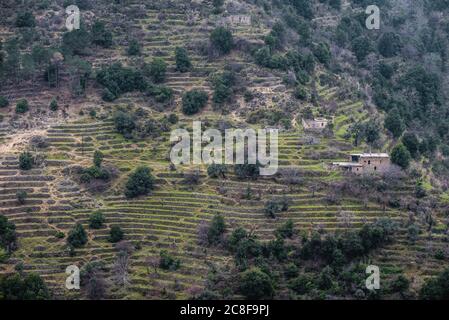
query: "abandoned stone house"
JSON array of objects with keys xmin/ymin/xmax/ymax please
[
  {"xmin": 224, "ymin": 15, "xmax": 251, "ymax": 26},
  {"xmin": 331, "ymin": 153, "xmax": 391, "ymax": 174},
  {"xmin": 302, "ymin": 117, "xmax": 329, "ymax": 131}
]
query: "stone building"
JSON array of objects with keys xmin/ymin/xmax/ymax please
[
  {"xmin": 331, "ymin": 153, "xmax": 390, "ymax": 174},
  {"xmin": 302, "ymin": 117, "xmax": 329, "ymax": 131}
]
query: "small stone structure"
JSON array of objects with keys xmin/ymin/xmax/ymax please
[
  {"xmin": 331, "ymin": 153, "xmax": 391, "ymax": 174},
  {"xmin": 302, "ymin": 117, "xmax": 329, "ymax": 131},
  {"xmin": 223, "ymin": 15, "xmax": 251, "ymax": 26}
]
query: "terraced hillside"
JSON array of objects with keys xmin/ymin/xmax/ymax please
[{"xmin": 1, "ymin": 0, "xmax": 449, "ymax": 300}]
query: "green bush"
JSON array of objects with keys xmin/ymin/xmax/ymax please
[
  {"xmin": 313, "ymin": 42, "xmax": 331, "ymax": 65},
  {"xmin": 384, "ymin": 108, "xmax": 405, "ymax": 138},
  {"xmin": 15, "ymin": 11, "xmax": 36, "ymax": 28},
  {"xmin": 210, "ymin": 27, "xmax": 234, "ymax": 54},
  {"xmin": 108, "ymin": 225, "xmax": 124, "ymax": 243},
  {"xmin": 16, "ymin": 190, "xmax": 27, "ymax": 205},
  {"xmin": 125, "ymin": 166, "xmax": 155, "ymax": 198},
  {"xmin": 0, "ymin": 273, "xmax": 50, "ymax": 300},
  {"xmin": 147, "ymin": 84, "xmax": 173, "ymax": 103},
  {"xmin": 19, "ymin": 152, "xmax": 33, "ymax": 170},
  {"xmin": 207, "ymin": 214, "xmax": 226, "ymax": 245},
  {"xmin": 294, "ymin": 85, "xmax": 308, "ymax": 100},
  {"xmin": 212, "ymin": 70, "xmax": 235, "ymax": 104},
  {"xmin": 207, "ymin": 164, "xmax": 227, "ymax": 178},
  {"xmin": 147, "ymin": 58, "xmax": 167, "ymax": 83},
  {"xmin": 67, "ymin": 223, "xmax": 88, "ymax": 248},
  {"xmin": 62, "ymin": 28, "xmax": 91, "ymax": 56},
  {"xmin": 239, "ymin": 268, "xmax": 274, "ymax": 299},
  {"xmin": 113, "ymin": 111, "xmax": 136, "ymax": 138},
  {"xmin": 16, "ymin": 99, "xmax": 29, "ymax": 113},
  {"xmin": 91, "ymin": 20, "xmax": 113, "ymax": 48},
  {"xmin": 89, "ymin": 211, "xmax": 105, "ymax": 229},
  {"xmin": 127, "ymin": 39, "xmax": 141, "ymax": 56},
  {"xmin": 0, "ymin": 215, "xmax": 17, "ymax": 252},
  {"xmin": 0, "ymin": 96, "xmax": 9, "ymax": 108},
  {"xmin": 175, "ymin": 47, "xmax": 192, "ymax": 72},
  {"xmin": 390, "ymin": 275, "xmax": 410, "ymax": 294},
  {"xmin": 159, "ymin": 250, "xmax": 180, "ymax": 271},
  {"xmin": 234, "ymin": 163, "xmax": 260, "ymax": 179},
  {"xmin": 182, "ymin": 89, "xmax": 208, "ymax": 115},
  {"xmin": 49, "ymin": 98, "xmax": 58, "ymax": 111},
  {"xmin": 289, "ymin": 274, "xmax": 315, "ymax": 295},
  {"xmin": 391, "ymin": 144, "xmax": 411, "ymax": 169},
  {"xmin": 420, "ymin": 268, "xmax": 449, "ymax": 299},
  {"xmin": 264, "ymin": 197, "xmax": 290, "ymax": 218},
  {"xmin": 96, "ymin": 63, "xmax": 146, "ymax": 100},
  {"xmin": 378, "ymin": 32, "xmax": 401, "ymax": 58},
  {"xmin": 93, "ymin": 150, "xmax": 104, "ymax": 168}
]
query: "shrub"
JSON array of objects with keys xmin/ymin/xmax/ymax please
[
  {"xmin": 239, "ymin": 268, "xmax": 274, "ymax": 299},
  {"xmin": 0, "ymin": 96, "xmax": 9, "ymax": 108},
  {"xmin": 276, "ymin": 220, "xmax": 295, "ymax": 239},
  {"xmin": 212, "ymin": 70, "xmax": 235, "ymax": 104},
  {"xmin": 91, "ymin": 21, "xmax": 113, "ymax": 48},
  {"xmin": 391, "ymin": 144, "xmax": 411, "ymax": 169},
  {"xmin": 89, "ymin": 211, "xmax": 105, "ymax": 229},
  {"xmin": 289, "ymin": 274, "xmax": 315, "ymax": 295},
  {"xmin": 402, "ymin": 132, "xmax": 419, "ymax": 158},
  {"xmin": 108, "ymin": 226, "xmax": 124, "ymax": 243},
  {"xmin": 16, "ymin": 99, "xmax": 29, "ymax": 113},
  {"xmin": 351, "ymin": 36, "xmax": 372, "ymax": 61},
  {"xmin": 127, "ymin": 39, "xmax": 141, "ymax": 56},
  {"xmin": 313, "ymin": 42, "xmax": 331, "ymax": 65},
  {"xmin": 175, "ymin": 47, "xmax": 192, "ymax": 72},
  {"xmin": 264, "ymin": 197, "xmax": 290, "ymax": 218},
  {"xmin": 49, "ymin": 98, "xmax": 58, "ymax": 111},
  {"xmin": 254, "ymin": 46, "xmax": 272, "ymax": 67},
  {"xmin": 96, "ymin": 63, "xmax": 146, "ymax": 100},
  {"xmin": 384, "ymin": 108, "xmax": 405, "ymax": 138},
  {"xmin": 294, "ymin": 85, "xmax": 308, "ymax": 100},
  {"xmin": 113, "ymin": 111, "xmax": 136, "ymax": 138},
  {"xmin": 0, "ymin": 248, "xmax": 7, "ymax": 263},
  {"xmin": 378, "ymin": 32, "xmax": 401, "ymax": 57},
  {"xmin": 62, "ymin": 28, "xmax": 91, "ymax": 56},
  {"xmin": 19, "ymin": 152, "xmax": 33, "ymax": 170},
  {"xmin": 210, "ymin": 27, "xmax": 234, "ymax": 54},
  {"xmin": 67, "ymin": 223, "xmax": 88, "ymax": 248},
  {"xmin": 182, "ymin": 89, "xmax": 208, "ymax": 115},
  {"xmin": 159, "ymin": 250, "xmax": 180, "ymax": 271},
  {"xmin": 93, "ymin": 150, "xmax": 104, "ymax": 168},
  {"xmin": 16, "ymin": 190, "xmax": 27, "ymax": 205},
  {"xmin": 102, "ymin": 89, "xmax": 116, "ymax": 102},
  {"xmin": 212, "ymin": 0, "xmax": 224, "ymax": 13},
  {"xmin": 390, "ymin": 275, "xmax": 410, "ymax": 294},
  {"xmin": 148, "ymin": 58, "xmax": 167, "ymax": 83},
  {"xmin": 0, "ymin": 215, "xmax": 17, "ymax": 252},
  {"xmin": 0, "ymin": 273, "xmax": 50, "ymax": 300},
  {"xmin": 55, "ymin": 231, "xmax": 65, "ymax": 239},
  {"xmin": 207, "ymin": 164, "xmax": 227, "ymax": 178},
  {"xmin": 15, "ymin": 12, "xmax": 36, "ymax": 28},
  {"xmin": 234, "ymin": 163, "xmax": 260, "ymax": 179},
  {"xmin": 420, "ymin": 268, "xmax": 449, "ymax": 299},
  {"xmin": 147, "ymin": 84, "xmax": 173, "ymax": 103},
  {"xmin": 125, "ymin": 166, "xmax": 155, "ymax": 198},
  {"xmin": 207, "ymin": 214, "xmax": 226, "ymax": 245}
]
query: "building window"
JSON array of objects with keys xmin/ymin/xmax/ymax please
[
  {"xmin": 374, "ymin": 166, "xmax": 377, "ymax": 171},
  {"xmin": 368, "ymin": 160, "xmax": 371, "ymax": 165}
]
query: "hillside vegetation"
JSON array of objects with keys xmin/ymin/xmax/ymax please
[{"xmin": 0, "ymin": 0, "xmax": 448, "ymax": 300}]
